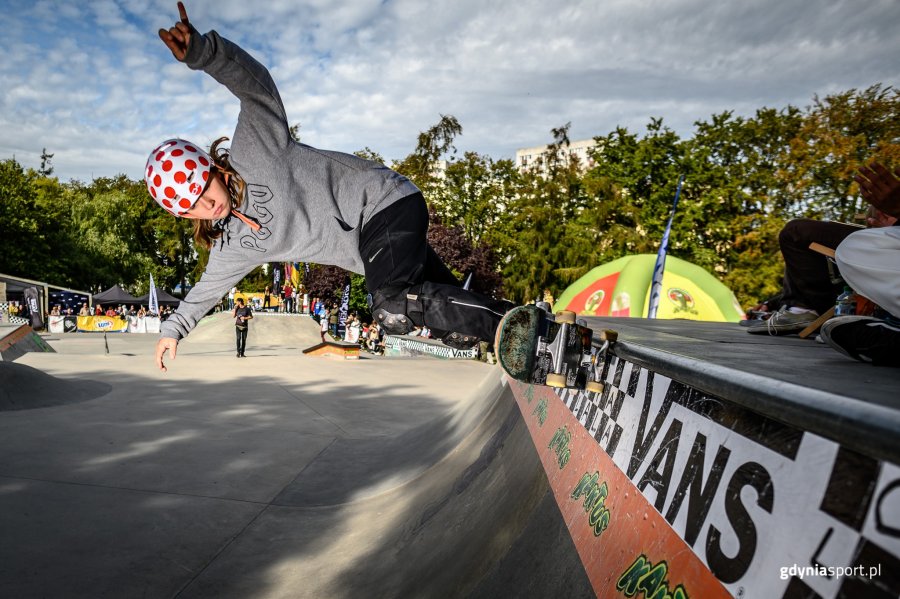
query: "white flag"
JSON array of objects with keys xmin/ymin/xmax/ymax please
[{"xmin": 149, "ymin": 274, "xmax": 159, "ymax": 315}]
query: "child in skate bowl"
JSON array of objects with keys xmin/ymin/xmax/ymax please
[{"xmin": 151, "ymin": 3, "xmax": 512, "ymax": 371}]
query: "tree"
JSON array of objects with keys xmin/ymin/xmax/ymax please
[
  {"xmin": 782, "ymin": 84, "xmax": 900, "ymax": 221},
  {"xmin": 427, "ymin": 208, "xmax": 504, "ymax": 298},
  {"xmin": 0, "ymin": 159, "xmax": 55, "ymax": 280},
  {"xmin": 39, "ymin": 148, "xmax": 54, "ymax": 177},
  {"xmin": 392, "ymin": 114, "xmax": 462, "ymax": 195}
]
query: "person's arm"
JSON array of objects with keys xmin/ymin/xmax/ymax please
[
  {"xmin": 156, "ymin": 253, "xmax": 254, "ymax": 371},
  {"xmin": 856, "ymin": 162, "xmax": 900, "ymax": 219},
  {"xmin": 159, "ymin": 2, "xmax": 290, "ymax": 155}
]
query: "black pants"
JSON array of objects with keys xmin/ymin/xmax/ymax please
[
  {"xmin": 235, "ymin": 326, "xmax": 248, "ymax": 355},
  {"xmin": 779, "ymin": 219, "xmax": 863, "ymax": 315},
  {"xmin": 359, "ymin": 193, "xmax": 513, "ymax": 341}
]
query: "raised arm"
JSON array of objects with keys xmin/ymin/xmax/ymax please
[
  {"xmin": 158, "ymin": 2, "xmax": 192, "ymax": 61},
  {"xmin": 157, "ymin": 3, "xmax": 291, "ymax": 153}
]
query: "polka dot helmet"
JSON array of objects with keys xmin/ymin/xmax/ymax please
[{"xmin": 144, "ymin": 139, "xmax": 213, "ymax": 216}]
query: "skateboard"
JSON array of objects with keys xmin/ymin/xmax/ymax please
[{"xmin": 495, "ymin": 304, "xmax": 617, "ymax": 392}]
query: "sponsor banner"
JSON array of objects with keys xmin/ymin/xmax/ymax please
[
  {"xmin": 126, "ymin": 316, "xmax": 161, "ymax": 334},
  {"xmin": 383, "ymin": 335, "xmax": 477, "ymax": 360},
  {"xmin": 76, "ymin": 316, "xmax": 129, "ymax": 333},
  {"xmin": 24, "ymin": 286, "xmax": 43, "ymax": 330},
  {"xmin": 509, "ymin": 378, "xmax": 729, "ymax": 598},
  {"xmin": 63, "ymin": 316, "xmax": 78, "ymax": 333},
  {"xmin": 48, "ymin": 315, "xmax": 65, "ymax": 334},
  {"xmin": 48, "ymin": 316, "xmax": 81, "ymax": 333},
  {"xmin": 509, "ymin": 354, "xmax": 900, "ymax": 598}
]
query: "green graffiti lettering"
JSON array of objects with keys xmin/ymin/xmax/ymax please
[
  {"xmin": 559, "ymin": 447, "xmax": 570, "ymax": 469},
  {"xmin": 583, "ymin": 480, "xmax": 608, "ymax": 512},
  {"xmin": 671, "ymin": 584, "xmax": 689, "ymax": 599},
  {"xmin": 571, "ymin": 472, "xmax": 599, "ymax": 500},
  {"xmin": 532, "ymin": 398, "xmax": 548, "ymax": 425},
  {"xmin": 618, "ymin": 555, "xmax": 689, "ymax": 599},
  {"xmin": 548, "ymin": 427, "xmax": 572, "ymax": 470},
  {"xmin": 637, "ymin": 561, "xmax": 669, "ymax": 598},
  {"xmin": 549, "ymin": 426, "xmax": 567, "ymax": 449},
  {"xmin": 589, "ymin": 506, "xmax": 610, "ymax": 536},
  {"xmin": 525, "ymin": 386, "xmax": 535, "ymax": 403},
  {"xmin": 617, "ymin": 555, "xmax": 652, "ymax": 596}
]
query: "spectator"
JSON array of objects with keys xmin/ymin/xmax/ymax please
[
  {"xmin": 263, "ymin": 286, "xmax": 272, "ymax": 310},
  {"xmin": 138, "ymin": 306, "xmax": 147, "ymax": 318},
  {"xmin": 320, "ymin": 309, "xmax": 329, "ymax": 342},
  {"xmin": 345, "ymin": 314, "xmax": 361, "ymax": 344},
  {"xmin": 105, "ymin": 306, "xmax": 117, "ymax": 317},
  {"xmin": 821, "ymin": 162, "xmax": 900, "ymax": 366},
  {"xmin": 78, "ymin": 303, "xmax": 90, "ymax": 316},
  {"xmin": 329, "ymin": 309, "xmax": 339, "ymax": 337},
  {"xmin": 228, "ymin": 286, "xmax": 237, "ymax": 311},
  {"xmin": 95, "ymin": 305, "xmax": 103, "ymax": 316},
  {"xmin": 283, "ymin": 283, "xmax": 294, "ymax": 313},
  {"xmin": 233, "ymin": 297, "xmax": 253, "ymax": 357},
  {"xmin": 747, "ymin": 208, "xmax": 896, "ymax": 335},
  {"xmin": 50, "ymin": 305, "xmax": 61, "ymax": 316}
]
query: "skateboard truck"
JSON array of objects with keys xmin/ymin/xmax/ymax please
[
  {"xmin": 544, "ymin": 310, "xmax": 579, "ymax": 388},
  {"xmin": 496, "ymin": 304, "xmax": 618, "ymax": 393},
  {"xmin": 542, "ymin": 309, "xmax": 617, "ymax": 392}
]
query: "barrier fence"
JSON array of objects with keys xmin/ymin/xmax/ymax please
[{"xmin": 45, "ymin": 315, "xmax": 162, "ymax": 334}]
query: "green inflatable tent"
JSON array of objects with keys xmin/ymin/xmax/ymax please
[{"xmin": 554, "ymin": 254, "xmax": 744, "ymax": 322}]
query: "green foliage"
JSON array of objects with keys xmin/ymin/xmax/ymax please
[{"xmin": 2, "ymin": 85, "xmax": 897, "ymax": 313}]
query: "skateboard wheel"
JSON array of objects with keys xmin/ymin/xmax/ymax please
[
  {"xmin": 585, "ymin": 381, "xmax": 604, "ymax": 394},
  {"xmin": 600, "ymin": 329, "xmax": 618, "ymax": 342},
  {"xmin": 546, "ymin": 373, "xmax": 568, "ymax": 388},
  {"xmin": 555, "ymin": 310, "xmax": 576, "ymax": 324}
]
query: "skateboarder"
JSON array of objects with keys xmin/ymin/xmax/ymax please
[{"xmin": 151, "ymin": 3, "xmax": 513, "ymax": 372}]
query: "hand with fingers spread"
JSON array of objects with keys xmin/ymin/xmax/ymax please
[
  {"xmin": 856, "ymin": 162, "xmax": 900, "ymax": 219},
  {"xmin": 158, "ymin": 1, "xmax": 192, "ymax": 61}
]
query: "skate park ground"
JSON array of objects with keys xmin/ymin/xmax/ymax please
[
  {"xmin": 3, "ymin": 312, "xmax": 899, "ymax": 598},
  {"xmin": 0, "ymin": 313, "xmax": 592, "ymax": 598}
]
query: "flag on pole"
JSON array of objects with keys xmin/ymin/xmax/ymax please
[
  {"xmin": 148, "ymin": 273, "xmax": 160, "ymax": 315},
  {"xmin": 338, "ymin": 279, "xmax": 351, "ymax": 339},
  {"xmin": 273, "ymin": 262, "xmax": 281, "ymax": 289},
  {"xmin": 647, "ymin": 175, "xmax": 685, "ymax": 319}
]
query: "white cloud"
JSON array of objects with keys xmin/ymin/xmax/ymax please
[{"xmin": 0, "ymin": 0, "xmax": 897, "ymax": 181}]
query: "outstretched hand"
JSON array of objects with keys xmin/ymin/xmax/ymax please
[
  {"xmin": 156, "ymin": 337, "xmax": 178, "ymax": 372},
  {"xmin": 856, "ymin": 162, "xmax": 900, "ymax": 219},
  {"xmin": 158, "ymin": 1, "xmax": 192, "ymax": 61}
]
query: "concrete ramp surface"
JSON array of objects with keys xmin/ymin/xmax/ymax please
[{"xmin": 0, "ymin": 321, "xmax": 592, "ymax": 598}]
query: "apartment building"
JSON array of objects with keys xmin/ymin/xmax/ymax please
[{"xmin": 515, "ymin": 138, "xmax": 596, "ymax": 172}]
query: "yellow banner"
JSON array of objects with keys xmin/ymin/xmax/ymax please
[{"xmin": 76, "ymin": 316, "xmax": 129, "ymax": 332}]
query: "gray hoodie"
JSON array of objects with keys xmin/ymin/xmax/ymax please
[{"xmin": 160, "ymin": 29, "xmax": 419, "ymax": 341}]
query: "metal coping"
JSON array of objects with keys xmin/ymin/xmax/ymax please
[{"xmin": 612, "ymin": 340, "xmax": 900, "ymax": 466}]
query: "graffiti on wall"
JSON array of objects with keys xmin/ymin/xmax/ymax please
[{"xmin": 535, "ymin": 354, "xmax": 900, "ymax": 599}]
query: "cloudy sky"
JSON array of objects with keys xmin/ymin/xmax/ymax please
[{"xmin": 2, "ymin": 0, "xmax": 898, "ymax": 182}]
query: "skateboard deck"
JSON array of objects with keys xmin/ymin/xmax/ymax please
[{"xmin": 495, "ymin": 305, "xmax": 616, "ymax": 391}]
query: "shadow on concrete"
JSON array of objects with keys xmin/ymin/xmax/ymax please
[{"xmin": 0, "ymin": 362, "xmax": 593, "ymax": 598}]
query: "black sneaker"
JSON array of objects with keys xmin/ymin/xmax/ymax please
[
  {"xmin": 820, "ymin": 316, "xmax": 900, "ymax": 367},
  {"xmin": 441, "ymin": 331, "xmax": 479, "ymax": 350}
]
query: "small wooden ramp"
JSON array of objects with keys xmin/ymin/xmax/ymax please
[
  {"xmin": 302, "ymin": 340, "xmax": 359, "ymax": 359},
  {"xmin": 0, "ymin": 324, "xmax": 55, "ymax": 362}
]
